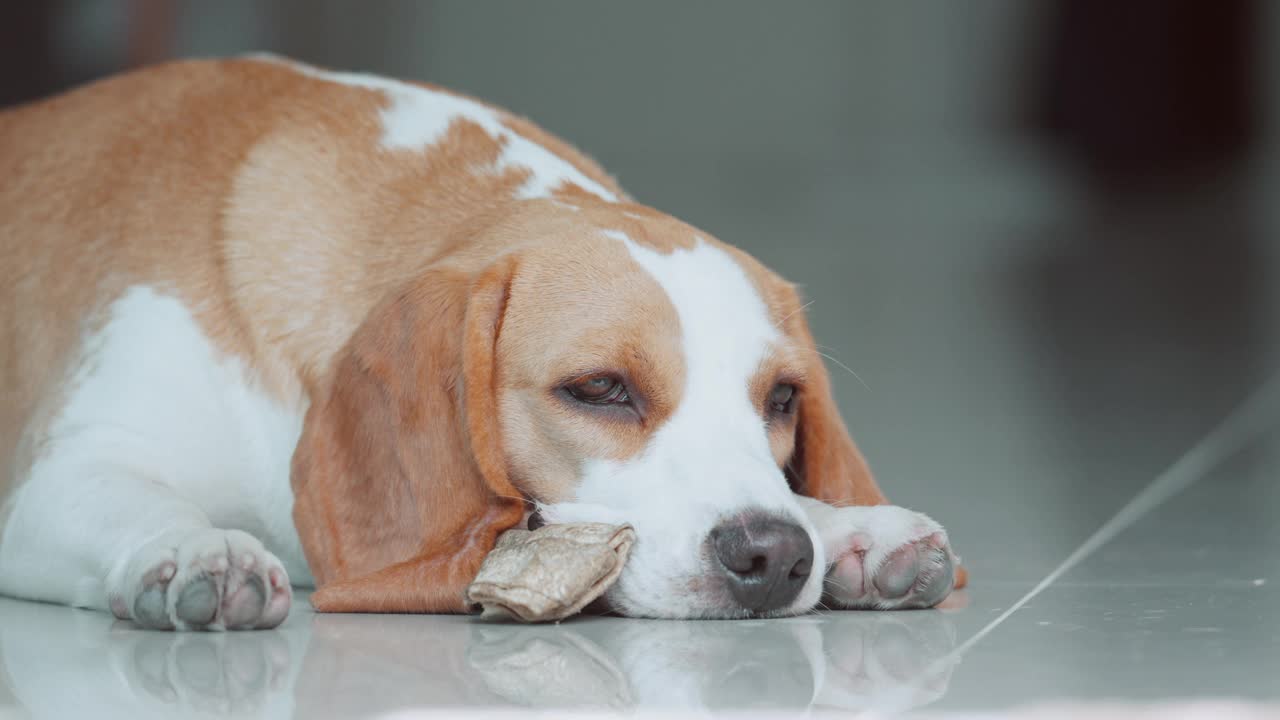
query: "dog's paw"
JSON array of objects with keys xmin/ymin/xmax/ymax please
[
  {"xmin": 819, "ymin": 506, "xmax": 955, "ymax": 610},
  {"xmin": 109, "ymin": 529, "xmax": 292, "ymax": 630}
]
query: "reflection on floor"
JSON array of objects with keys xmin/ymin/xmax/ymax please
[{"xmin": 0, "ymin": 594, "xmax": 963, "ymax": 717}]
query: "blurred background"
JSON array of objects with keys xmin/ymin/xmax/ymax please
[{"xmin": 1, "ymin": 1, "xmax": 1277, "ymax": 703}]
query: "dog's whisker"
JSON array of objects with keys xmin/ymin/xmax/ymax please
[
  {"xmin": 822, "ymin": 576, "xmax": 854, "ymax": 593},
  {"xmin": 492, "ymin": 493, "xmax": 535, "ymax": 507},
  {"xmin": 811, "ymin": 350, "xmax": 871, "ymax": 391},
  {"xmin": 775, "ymin": 340, "xmax": 872, "ymax": 391},
  {"xmin": 774, "ymin": 299, "xmax": 815, "ymax": 328}
]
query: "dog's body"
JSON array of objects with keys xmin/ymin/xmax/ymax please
[{"xmin": 0, "ymin": 57, "xmax": 960, "ymax": 629}]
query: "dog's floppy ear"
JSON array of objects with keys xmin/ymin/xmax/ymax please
[
  {"xmin": 290, "ymin": 256, "xmax": 525, "ymax": 613},
  {"xmin": 784, "ymin": 316, "xmax": 889, "ymax": 508}
]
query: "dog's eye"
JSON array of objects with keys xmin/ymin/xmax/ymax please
[
  {"xmin": 566, "ymin": 375, "xmax": 630, "ymax": 405},
  {"xmin": 769, "ymin": 383, "xmax": 797, "ymax": 415}
]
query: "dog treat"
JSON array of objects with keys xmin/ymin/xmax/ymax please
[{"xmin": 465, "ymin": 523, "xmax": 635, "ymax": 622}]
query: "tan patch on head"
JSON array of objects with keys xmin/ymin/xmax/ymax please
[
  {"xmin": 492, "ymin": 232, "xmax": 686, "ymax": 503},
  {"xmin": 748, "ymin": 349, "xmax": 808, "ymax": 466}
]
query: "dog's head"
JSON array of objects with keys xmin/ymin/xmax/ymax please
[{"xmin": 292, "ymin": 201, "xmax": 886, "ymax": 618}]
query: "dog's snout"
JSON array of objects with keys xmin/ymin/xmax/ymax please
[{"xmin": 710, "ymin": 516, "xmax": 814, "ymax": 614}]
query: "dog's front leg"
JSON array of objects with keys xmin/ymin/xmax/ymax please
[{"xmin": 0, "ymin": 442, "xmax": 291, "ymax": 631}]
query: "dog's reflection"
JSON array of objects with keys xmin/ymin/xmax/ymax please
[
  {"xmin": 292, "ymin": 605, "xmax": 960, "ymax": 714},
  {"xmin": 0, "ymin": 595, "xmax": 959, "ymax": 716},
  {"xmin": 463, "ymin": 611, "xmax": 958, "ymax": 711},
  {"xmin": 117, "ymin": 626, "xmax": 294, "ymax": 714}
]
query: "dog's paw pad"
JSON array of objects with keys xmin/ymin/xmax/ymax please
[
  {"xmin": 874, "ymin": 543, "xmax": 922, "ymax": 599},
  {"xmin": 222, "ymin": 572, "xmax": 266, "ymax": 629},
  {"xmin": 175, "ymin": 574, "xmax": 220, "ymax": 626},
  {"xmin": 130, "ymin": 562, "xmax": 178, "ymax": 629},
  {"xmin": 113, "ymin": 529, "xmax": 291, "ymax": 631}
]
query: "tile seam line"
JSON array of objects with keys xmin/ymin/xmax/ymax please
[{"xmin": 875, "ymin": 370, "xmax": 1280, "ymax": 715}]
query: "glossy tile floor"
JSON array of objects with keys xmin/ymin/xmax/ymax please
[{"xmin": 2, "ymin": 158, "xmax": 1278, "ymax": 718}]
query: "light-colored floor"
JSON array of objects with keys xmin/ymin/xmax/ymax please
[
  {"xmin": 0, "ymin": 441, "xmax": 1276, "ymax": 718},
  {"xmin": 2, "ymin": 155, "xmax": 1278, "ymax": 718}
]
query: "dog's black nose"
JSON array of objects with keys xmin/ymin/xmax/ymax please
[{"xmin": 710, "ymin": 516, "xmax": 814, "ymax": 614}]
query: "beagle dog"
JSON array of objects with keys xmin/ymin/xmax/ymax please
[{"xmin": 0, "ymin": 56, "xmax": 964, "ymax": 630}]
